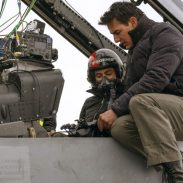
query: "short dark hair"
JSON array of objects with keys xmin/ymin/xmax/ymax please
[{"xmin": 99, "ymin": 2, "xmax": 144, "ymax": 25}]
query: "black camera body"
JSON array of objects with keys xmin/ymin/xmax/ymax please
[
  {"xmin": 0, "ymin": 69, "xmax": 64, "ymax": 123},
  {"xmin": 12, "ymin": 31, "xmax": 54, "ymax": 62},
  {"xmin": 0, "ymin": 20, "xmax": 64, "ymax": 137}
]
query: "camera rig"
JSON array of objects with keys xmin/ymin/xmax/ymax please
[{"xmin": 0, "ymin": 20, "xmax": 64, "ymax": 137}]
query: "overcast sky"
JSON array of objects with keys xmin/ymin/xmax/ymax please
[{"xmin": 1, "ymin": 0, "xmax": 162, "ymax": 130}]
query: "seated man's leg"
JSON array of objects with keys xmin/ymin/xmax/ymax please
[
  {"xmin": 111, "ymin": 114, "xmax": 146, "ymax": 159},
  {"xmin": 129, "ymin": 93, "xmax": 183, "ymax": 181},
  {"xmin": 129, "ymin": 93, "xmax": 183, "ymax": 166}
]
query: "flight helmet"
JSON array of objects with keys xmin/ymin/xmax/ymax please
[{"xmin": 87, "ymin": 48, "xmax": 124, "ymax": 87}]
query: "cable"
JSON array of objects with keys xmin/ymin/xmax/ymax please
[
  {"xmin": 0, "ymin": 14, "xmax": 20, "ymax": 33},
  {"xmin": 7, "ymin": 0, "xmax": 37, "ymax": 38},
  {"xmin": 64, "ymin": 0, "xmax": 83, "ymax": 18},
  {"xmin": 17, "ymin": 0, "xmax": 24, "ymax": 32},
  {"xmin": 0, "ymin": 0, "xmax": 7, "ymax": 19},
  {"xmin": 0, "ymin": 13, "xmax": 19, "ymax": 29}
]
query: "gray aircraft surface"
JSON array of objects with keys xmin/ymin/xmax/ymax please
[{"xmin": 0, "ymin": 0, "xmax": 182, "ymax": 182}]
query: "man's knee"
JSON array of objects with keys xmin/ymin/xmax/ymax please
[
  {"xmin": 129, "ymin": 94, "xmax": 155, "ymax": 111},
  {"xmin": 111, "ymin": 115, "xmax": 144, "ymax": 156},
  {"xmin": 111, "ymin": 118, "xmax": 126, "ymax": 138},
  {"xmin": 111, "ymin": 115, "xmax": 135, "ymax": 143}
]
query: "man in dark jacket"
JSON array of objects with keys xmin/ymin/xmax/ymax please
[
  {"xmin": 98, "ymin": 2, "xmax": 183, "ymax": 182},
  {"xmin": 79, "ymin": 48, "xmax": 124, "ymax": 136}
]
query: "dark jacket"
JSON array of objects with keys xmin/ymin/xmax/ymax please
[
  {"xmin": 79, "ymin": 81, "xmax": 123, "ymax": 122},
  {"xmin": 111, "ymin": 15, "xmax": 183, "ymax": 116}
]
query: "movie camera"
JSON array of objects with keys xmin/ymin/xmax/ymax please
[{"xmin": 0, "ymin": 20, "xmax": 64, "ymax": 137}]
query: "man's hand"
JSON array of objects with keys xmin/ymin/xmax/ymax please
[{"xmin": 97, "ymin": 109, "xmax": 117, "ymax": 131}]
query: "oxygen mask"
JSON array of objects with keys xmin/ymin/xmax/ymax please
[{"xmin": 97, "ymin": 76, "xmax": 116, "ymax": 92}]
